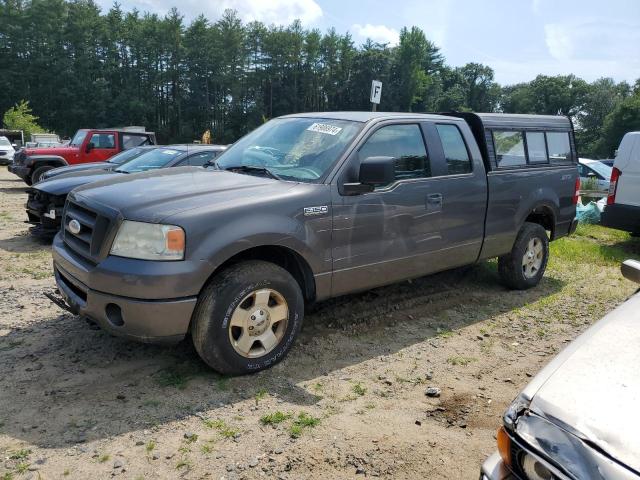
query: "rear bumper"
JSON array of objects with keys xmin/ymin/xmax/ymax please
[
  {"xmin": 601, "ymin": 203, "xmax": 640, "ymax": 233},
  {"xmin": 480, "ymin": 452, "xmax": 518, "ymax": 480}
]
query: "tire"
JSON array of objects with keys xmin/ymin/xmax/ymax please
[
  {"xmin": 498, "ymin": 222, "xmax": 549, "ymax": 290},
  {"xmin": 31, "ymin": 165, "xmax": 54, "ymax": 184},
  {"xmin": 191, "ymin": 260, "xmax": 304, "ymax": 375}
]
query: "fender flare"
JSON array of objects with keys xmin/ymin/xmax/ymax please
[{"xmin": 26, "ymin": 155, "xmax": 68, "ymax": 169}]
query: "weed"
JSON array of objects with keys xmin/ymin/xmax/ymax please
[
  {"xmin": 15, "ymin": 463, "xmax": 29, "ymax": 474},
  {"xmin": 203, "ymin": 418, "xmax": 237, "ymax": 438},
  {"xmin": 313, "ymin": 382, "xmax": 323, "ymax": 392},
  {"xmin": 446, "ymin": 356, "xmax": 476, "ymax": 366},
  {"xmin": 143, "ymin": 399, "xmax": 161, "ymax": 408},
  {"xmin": 63, "ymin": 470, "xmax": 70, "ymax": 476},
  {"xmin": 436, "ymin": 328, "xmax": 454, "ymax": 338},
  {"xmin": 155, "ymin": 368, "xmax": 190, "ymax": 390},
  {"xmin": 176, "ymin": 459, "xmax": 191, "ymax": 469},
  {"xmin": 352, "ymin": 383, "xmax": 367, "ymax": 396},
  {"xmin": 201, "ymin": 443, "xmax": 214, "ymax": 454},
  {"xmin": 145, "ymin": 440, "xmax": 156, "ymax": 453},
  {"xmin": 260, "ymin": 411, "xmax": 291, "ymax": 425},
  {"xmin": 9, "ymin": 449, "xmax": 31, "ymax": 460},
  {"xmin": 289, "ymin": 412, "xmax": 320, "ymax": 438},
  {"xmin": 98, "ymin": 454, "xmax": 110, "ymax": 463},
  {"xmin": 254, "ymin": 388, "xmax": 267, "ymax": 404},
  {"xmin": 1, "ymin": 473, "xmax": 13, "ymax": 480}
]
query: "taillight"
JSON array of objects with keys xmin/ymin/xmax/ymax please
[
  {"xmin": 573, "ymin": 177, "xmax": 580, "ymax": 205},
  {"xmin": 608, "ymin": 167, "xmax": 621, "ymax": 205}
]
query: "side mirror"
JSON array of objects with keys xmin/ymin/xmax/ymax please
[
  {"xmin": 85, "ymin": 142, "xmax": 95, "ymax": 153},
  {"xmin": 343, "ymin": 156, "xmax": 395, "ymax": 196},
  {"xmin": 621, "ymin": 259, "xmax": 640, "ymax": 284}
]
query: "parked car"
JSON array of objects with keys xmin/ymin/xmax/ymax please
[
  {"xmin": 40, "ymin": 144, "xmax": 154, "ymax": 181},
  {"xmin": 8, "ymin": 127, "xmax": 156, "ymax": 185},
  {"xmin": 50, "ymin": 112, "xmax": 578, "ymax": 375},
  {"xmin": 481, "ymin": 258, "xmax": 640, "ymax": 480},
  {"xmin": 601, "ymin": 132, "xmax": 640, "ymax": 234},
  {"xmin": 0, "ymin": 136, "xmax": 16, "ymax": 165},
  {"xmin": 599, "ymin": 158, "xmax": 614, "ymax": 167},
  {"xmin": 577, "ymin": 158, "xmax": 611, "ymax": 196},
  {"xmin": 27, "ymin": 145, "xmax": 225, "ymax": 235}
]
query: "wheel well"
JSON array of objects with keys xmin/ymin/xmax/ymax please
[
  {"xmin": 525, "ymin": 206, "xmax": 555, "ymax": 239},
  {"xmin": 213, "ymin": 245, "xmax": 316, "ymax": 302}
]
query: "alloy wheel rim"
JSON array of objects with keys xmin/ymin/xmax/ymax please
[
  {"xmin": 228, "ymin": 288, "xmax": 289, "ymax": 358},
  {"xmin": 522, "ymin": 237, "xmax": 544, "ymax": 278}
]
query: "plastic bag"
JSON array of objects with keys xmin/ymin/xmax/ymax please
[{"xmin": 576, "ymin": 200, "xmax": 602, "ymax": 224}]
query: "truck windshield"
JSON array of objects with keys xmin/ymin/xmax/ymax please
[
  {"xmin": 115, "ymin": 148, "xmax": 182, "ymax": 173},
  {"xmin": 70, "ymin": 130, "xmax": 88, "ymax": 146},
  {"xmin": 215, "ymin": 118, "xmax": 362, "ymax": 182}
]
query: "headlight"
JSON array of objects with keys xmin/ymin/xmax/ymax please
[
  {"xmin": 110, "ymin": 220, "xmax": 185, "ymax": 261},
  {"xmin": 521, "ymin": 453, "xmax": 554, "ymax": 480}
]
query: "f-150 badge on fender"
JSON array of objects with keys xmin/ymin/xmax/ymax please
[{"xmin": 304, "ymin": 206, "xmax": 329, "ymax": 216}]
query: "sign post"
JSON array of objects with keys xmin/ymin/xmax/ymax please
[{"xmin": 370, "ymin": 80, "xmax": 382, "ymax": 112}]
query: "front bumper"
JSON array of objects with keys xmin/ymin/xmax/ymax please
[
  {"xmin": 8, "ymin": 163, "xmax": 30, "ymax": 180},
  {"xmin": 52, "ymin": 234, "xmax": 197, "ymax": 343},
  {"xmin": 26, "ymin": 190, "xmax": 64, "ymax": 233},
  {"xmin": 601, "ymin": 203, "xmax": 640, "ymax": 234},
  {"xmin": 480, "ymin": 452, "xmax": 517, "ymax": 480}
]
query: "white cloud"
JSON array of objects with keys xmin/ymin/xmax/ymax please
[
  {"xmin": 351, "ymin": 23, "xmax": 400, "ymax": 46},
  {"xmin": 97, "ymin": 0, "xmax": 323, "ymax": 25},
  {"xmin": 544, "ymin": 24, "xmax": 574, "ymax": 61}
]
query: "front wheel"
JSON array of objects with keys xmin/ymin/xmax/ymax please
[
  {"xmin": 498, "ymin": 222, "xmax": 549, "ymax": 290},
  {"xmin": 31, "ymin": 165, "xmax": 54, "ymax": 184},
  {"xmin": 191, "ymin": 260, "xmax": 304, "ymax": 375}
]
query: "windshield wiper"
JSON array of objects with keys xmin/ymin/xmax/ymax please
[{"xmin": 224, "ymin": 165, "xmax": 280, "ymax": 180}]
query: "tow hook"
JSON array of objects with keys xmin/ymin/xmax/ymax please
[{"xmin": 44, "ymin": 290, "xmax": 75, "ymax": 314}]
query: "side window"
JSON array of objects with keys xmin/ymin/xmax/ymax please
[
  {"xmin": 525, "ymin": 132, "xmax": 548, "ymax": 163},
  {"xmin": 89, "ymin": 133, "xmax": 116, "ymax": 149},
  {"xmin": 493, "ymin": 130, "xmax": 526, "ymax": 167},
  {"xmin": 546, "ymin": 132, "xmax": 571, "ymax": 163},
  {"xmin": 436, "ymin": 124, "xmax": 472, "ymax": 175},
  {"xmin": 184, "ymin": 151, "xmax": 218, "ymax": 167},
  {"xmin": 122, "ymin": 134, "xmax": 150, "ymax": 150},
  {"xmin": 577, "ymin": 164, "xmax": 587, "ymax": 177},
  {"xmin": 359, "ymin": 124, "xmax": 430, "ymax": 185}
]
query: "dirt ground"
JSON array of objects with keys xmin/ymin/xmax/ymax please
[{"xmin": 0, "ymin": 165, "xmax": 638, "ymax": 480}]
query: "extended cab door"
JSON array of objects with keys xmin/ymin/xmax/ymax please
[
  {"xmin": 330, "ymin": 120, "xmax": 487, "ymax": 296},
  {"xmin": 83, "ymin": 132, "xmax": 118, "ymax": 163}
]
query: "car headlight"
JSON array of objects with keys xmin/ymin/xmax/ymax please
[{"xmin": 110, "ymin": 220, "xmax": 185, "ymax": 261}]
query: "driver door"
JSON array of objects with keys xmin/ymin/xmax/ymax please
[{"xmin": 85, "ymin": 132, "xmax": 118, "ymax": 163}]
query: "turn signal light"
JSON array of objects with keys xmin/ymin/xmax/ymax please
[
  {"xmin": 497, "ymin": 426, "xmax": 512, "ymax": 467},
  {"xmin": 166, "ymin": 227, "xmax": 185, "ymax": 252}
]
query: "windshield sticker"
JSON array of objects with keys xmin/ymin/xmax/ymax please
[{"xmin": 306, "ymin": 123, "xmax": 342, "ymax": 135}]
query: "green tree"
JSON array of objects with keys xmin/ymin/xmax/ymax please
[
  {"xmin": 595, "ymin": 92, "xmax": 640, "ymax": 158},
  {"xmin": 2, "ymin": 101, "xmax": 46, "ymax": 140}
]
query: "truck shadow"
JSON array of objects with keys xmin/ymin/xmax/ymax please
[
  {"xmin": 0, "ymin": 232, "xmax": 52, "ymax": 254},
  {"xmin": 0, "ymin": 264, "xmax": 565, "ymax": 449}
]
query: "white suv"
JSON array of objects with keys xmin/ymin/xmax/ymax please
[
  {"xmin": 602, "ymin": 132, "xmax": 640, "ymax": 234},
  {"xmin": 0, "ymin": 136, "xmax": 15, "ymax": 165}
]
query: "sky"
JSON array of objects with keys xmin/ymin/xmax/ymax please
[{"xmin": 94, "ymin": 0, "xmax": 640, "ymax": 86}]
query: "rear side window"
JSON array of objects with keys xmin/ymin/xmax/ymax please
[
  {"xmin": 493, "ymin": 131, "xmax": 526, "ymax": 167},
  {"xmin": 359, "ymin": 124, "xmax": 430, "ymax": 184},
  {"xmin": 526, "ymin": 132, "xmax": 548, "ymax": 163},
  {"xmin": 546, "ymin": 132, "xmax": 571, "ymax": 163},
  {"xmin": 122, "ymin": 134, "xmax": 150, "ymax": 150},
  {"xmin": 436, "ymin": 124, "xmax": 472, "ymax": 174}
]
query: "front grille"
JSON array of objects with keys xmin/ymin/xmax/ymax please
[{"xmin": 62, "ymin": 199, "xmax": 113, "ymax": 262}]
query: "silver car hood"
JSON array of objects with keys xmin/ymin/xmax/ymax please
[{"xmin": 522, "ymin": 291, "xmax": 640, "ymax": 473}]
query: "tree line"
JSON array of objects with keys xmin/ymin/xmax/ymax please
[{"xmin": 1, "ymin": 0, "xmax": 639, "ymax": 157}]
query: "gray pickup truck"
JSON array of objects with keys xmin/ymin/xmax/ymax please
[{"xmin": 51, "ymin": 112, "xmax": 579, "ymax": 374}]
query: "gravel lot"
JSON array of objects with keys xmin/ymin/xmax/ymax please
[{"xmin": 0, "ymin": 165, "xmax": 638, "ymax": 479}]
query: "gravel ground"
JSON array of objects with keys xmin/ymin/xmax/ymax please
[{"xmin": 0, "ymin": 165, "xmax": 638, "ymax": 479}]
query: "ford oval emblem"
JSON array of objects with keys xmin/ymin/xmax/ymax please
[{"xmin": 68, "ymin": 219, "xmax": 81, "ymax": 235}]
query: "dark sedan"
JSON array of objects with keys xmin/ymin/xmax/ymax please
[{"xmin": 26, "ymin": 144, "xmax": 226, "ymax": 235}]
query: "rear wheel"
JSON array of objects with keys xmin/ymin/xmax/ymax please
[
  {"xmin": 31, "ymin": 165, "xmax": 54, "ymax": 184},
  {"xmin": 498, "ymin": 222, "xmax": 549, "ymax": 290},
  {"xmin": 191, "ymin": 260, "xmax": 304, "ymax": 375}
]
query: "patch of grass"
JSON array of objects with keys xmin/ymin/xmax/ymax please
[
  {"xmin": 63, "ymin": 470, "xmax": 70, "ymax": 477},
  {"xmin": 15, "ymin": 463, "xmax": 29, "ymax": 474},
  {"xmin": 254, "ymin": 388, "xmax": 268, "ymax": 404},
  {"xmin": 200, "ymin": 443, "xmax": 214, "ymax": 454},
  {"xmin": 1, "ymin": 472, "xmax": 14, "ymax": 480},
  {"xmin": 143, "ymin": 399, "xmax": 161, "ymax": 408},
  {"xmin": 98, "ymin": 454, "xmax": 110, "ymax": 463},
  {"xmin": 352, "ymin": 383, "xmax": 367, "ymax": 396},
  {"xmin": 436, "ymin": 328, "xmax": 454, "ymax": 338},
  {"xmin": 9, "ymin": 449, "xmax": 31, "ymax": 460},
  {"xmin": 313, "ymin": 382, "xmax": 323, "ymax": 392},
  {"xmin": 446, "ymin": 355, "xmax": 476, "ymax": 366},
  {"xmin": 202, "ymin": 418, "xmax": 237, "ymax": 438},
  {"xmin": 155, "ymin": 367, "xmax": 190, "ymax": 390},
  {"xmin": 145, "ymin": 440, "xmax": 156, "ymax": 453},
  {"xmin": 260, "ymin": 411, "xmax": 291, "ymax": 425},
  {"xmin": 289, "ymin": 412, "xmax": 320, "ymax": 438},
  {"xmin": 175, "ymin": 459, "xmax": 191, "ymax": 469}
]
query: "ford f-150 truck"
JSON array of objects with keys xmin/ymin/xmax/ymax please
[
  {"xmin": 51, "ymin": 112, "xmax": 579, "ymax": 375},
  {"xmin": 9, "ymin": 127, "xmax": 156, "ymax": 185}
]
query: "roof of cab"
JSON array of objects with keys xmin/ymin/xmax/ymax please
[{"xmin": 279, "ymin": 111, "xmax": 459, "ymax": 123}]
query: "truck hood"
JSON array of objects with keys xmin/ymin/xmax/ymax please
[
  {"xmin": 46, "ymin": 162, "xmax": 113, "ymax": 179},
  {"xmin": 36, "ymin": 170, "xmax": 122, "ymax": 196},
  {"xmin": 25, "ymin": 145, "xmax": 76, "ymax": 156},
  {"xmin": 72, "ymin": 167, "xmax": 294, "ymax": 223},
  {"xmin": 524, "ymin": 292, "xmax": 640, "ymax": 473}
]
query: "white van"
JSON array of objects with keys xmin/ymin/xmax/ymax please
[{"xmin": 601, "ymin": 132, "xmax": 640, "ymax": 234}]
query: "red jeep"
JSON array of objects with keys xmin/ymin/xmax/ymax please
[{"xmin": 9, "ymin": 128, "xmax": 156, "ymax": 184}]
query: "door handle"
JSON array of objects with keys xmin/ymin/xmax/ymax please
[{"xmin": 426, "ymin": 193, "xmax": 443, "ymax": 212}]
